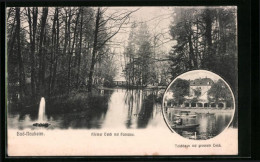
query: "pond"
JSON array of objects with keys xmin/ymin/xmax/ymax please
[
  {"xmin": 166, "ymin": 109, "xmax": 233, "ymax": 140},
  {"xmin": 8, "ymin": 88, "xmax": 164, "ymax": 130}
]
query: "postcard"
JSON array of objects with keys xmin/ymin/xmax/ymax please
[{"xmin": 6, "ymin": 6, "xmax": 238, "ymax": 156}]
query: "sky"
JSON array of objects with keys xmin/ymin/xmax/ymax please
[{"xmin": 176, "ymin": 70, "xmax": 222, "ymax": 81}]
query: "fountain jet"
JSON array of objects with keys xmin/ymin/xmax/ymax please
[
  {"xmin": 32, "ymin": 97, "xmax": 50, "ymax": 128},
  {"xmin": 38, "ymin": 97, "xmax": 46, "ymax": 122}
]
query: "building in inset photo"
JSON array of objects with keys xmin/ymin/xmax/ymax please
[{"xmin": 163, "ymin": 70, "xmax": 235, "ymax": 140}]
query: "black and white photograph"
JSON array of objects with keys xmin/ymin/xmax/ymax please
[
  {"xmin": 6, "ymin": 6, "xmax": 238, "ymax": 155},
  {"xmin": 163, "ymin": 70, "xmax": 236, "ymax": 140},
  {"xmin": 7, "ymin": 6, "xmax": 169, "ymax": 131}
]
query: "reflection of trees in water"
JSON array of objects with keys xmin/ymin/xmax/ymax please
[
  {"xmin": 137, "ymin": 94, "xmax": 155, "ymax": 128},
  {"xmin": 166, "ymin": 109, "xmax": 174, "ymax": 122},
  {"xmin": 8, "ymin": 91, "xmax": 112, "ymax": 129},
  {"xmin": 8, "ymin": 90, "xmax": 113, "ymax": 127},
  {"xmin": 124, "ymin": 89, "xmax": 160, "ymax": 128},
  {"xmin": 215, "ymin": 114, "xmax": 225, "ymax": 134},
  {"xmin": 124, "ymin": 90, "xmax": 135, "ymax": 128},
  {"xmin": 197, "ymin": 115, "xmax": 208, "ymax": 133},
  {"xmin": 50, "ymin": 91, "xmax": 112, "ymax": 129},
  {"xmin": 204, "ymin": 115, "xmax": 217, "ymax": 136},
  {"xmin": 124, "ymin": 89, "xmax": 143, "ymax": 128},
  {"xmin": 170, "ymin": 111, "xmax": 233, "ymax": 139},
  {"xmin": 8, "ymin": 103, "xmax": 39, "ymax": 121},
  {"xmin": 224, "ymin": 114, "xmax": 231, "ymax": 125},
  {"xmin": 9, "ymin": 88, "xmax": 164, "ymax": 129}
]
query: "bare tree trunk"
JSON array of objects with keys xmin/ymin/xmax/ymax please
[
  {"xmin": 132, "ymin": 56, "xmax": 134, "ymax": 85},
  {"xmin": 38, "ymin": 7, "xmax": 48, "ymax": 97},
  {"xmin": 195, "ymin": 21, "xmax": 201, "ymax": 64},
  {"xmin": 66, "ymin": 8, "xmax": 72, "ymax": 93},
  {"xmin": 204, "ymin": 9, "xmax": 213, "ymax": 58},
  {"xmin": 48, "ymin": 7, "xmax": 57, "ymax": 97},
  {"xmin": 68, "ymin": 8, "xmax": 79, "ymax": 93},
  {"xmin": 218, "ymin": 11, "xmax": 226, "ymax": 55},
  {"xmin": 32, "ymin": 8, "xmax": 38, "ymax": 99},
  {"xmin": 7, "ymin": 18, "xmax": 16, "ymax": 58},
  {"xmin": 188, "ymin": 32, "xmax": 197, "ymax": 68},
  {"xmin": 87, "ymin": 7, "xmax": 100, "ymax": 92},
  {"xmin": 51, "ymin": 8, "xmax": 59, "ymax": 96},
  {"xmin": 15, "ymin": 7, "xmax": 26, "ymax": 100},
  {"xmin": 42, "ymin": 29, "xmax": 48, "ymax": 94},
  {"xmin": 76, "ymin": 8, "xmax": 83, "ymax": 88},
  {"xmin": 27, "ymin": 7, "xmax": 38, "ymax": 100}
]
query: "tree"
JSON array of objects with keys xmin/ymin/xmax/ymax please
[
  {"xmin": 168, "ymin": 7, "xmax": 237, "ymax": 92},
  {"xmin": 193, "ymin": 87, "xmax": 201, "ymax": 98},
  {"xmin": 47, "ymin": 7, "xmax": 60, "ymax": 97},
  {"xmin": 96, "ymin": 50, "xmax": 118, "ymax": 87},
  {"xmin": 87, "ymin": 7, "xmax": 138, "ymax": 92},
  {"xmin": 123, "ymin": 22, "xmax": 137, "ymax": 86},
  {"xmin": 87, "ymin": 7, "xmax": 101, "ymax": 92},
  {"xmin": 136, "ymin": 41, "xmax": 154, "ymax": 85},
  {"xmin": 27, "ymin": 7, "xmax": 38, "ymax": 99},
  {"xmin": 38, "ymin": 7, "xmax": 48, "ymax": 97},
  {"xmin": 169, "ymin": 8, "xmax": 199, "ymax": 70},
  {"xmin": 170, "ymin": 78, "xmax": 190, "ymax": 105},
  {"xmin": 76, "ymin": 7, "xmax": 84, "ymax": 88},
  {"xmin": 207, "ymin": 79, "xmax": 233, "ymax": 105},
  {"xmin": 123, "ymin": 22, "xmax": 157, "ymax": 86},
  {"xmin": 15, "ymin": 7, "xmax": 26, "ymax": 99},
  {"xmin": 67, "ymin": 7, "xmax": 80, "ymax": 93}
]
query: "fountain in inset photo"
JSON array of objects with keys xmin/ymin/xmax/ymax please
[{"xmin": 33, "ymin": 97, "xmax": 51, "ymax": 128}]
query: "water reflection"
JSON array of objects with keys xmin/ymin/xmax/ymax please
[
  {"xmin": 166, "ymin": 109, "xmax": 233, "ymax": 140},
  {"xmin": 8, "ymin": 88, "xmax": 163, "ymax": 130}
]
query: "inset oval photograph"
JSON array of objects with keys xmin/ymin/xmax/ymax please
[{"xmin": 162, "ymin": 70, "xmax": 235, "ymax": 140}]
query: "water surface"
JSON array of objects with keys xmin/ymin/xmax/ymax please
[
  {"xmin": 166, "ymin": 109, "xmax": 233, "ymax": 140},
  {"xmin": 8, "ymin": 88, "xmax": 164, "ymax": 130}
]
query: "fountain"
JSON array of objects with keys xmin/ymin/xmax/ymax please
[
  {"xmin": 33, "ymin": 97, "xmax": 51, "ymax": 128},
  {"xmin": 38, "ymin": 97, "xmax": 46, "ymax": 121}
]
